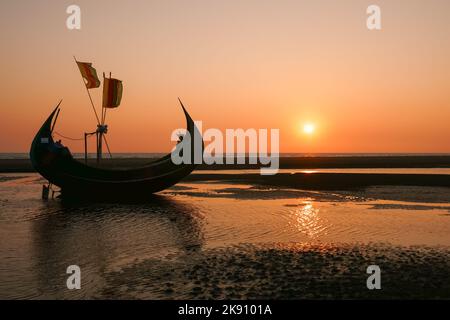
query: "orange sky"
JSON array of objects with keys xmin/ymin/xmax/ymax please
[{"xmin": 1, "ymin": 0, "xmax": 449, "ymax": 153}]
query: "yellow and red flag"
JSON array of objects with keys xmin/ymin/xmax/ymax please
[
  {"xmin": 102, "ymin": 77, "xmax": 123, "ymax": 108},
  {"xmin": 76, "ymin": 61, "xmax": 101, "ymax": 89}
]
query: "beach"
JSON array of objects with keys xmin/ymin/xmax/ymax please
[
  {"xmin": 106, "ymin": 243, "xmax": 450, "ymax": 299},
  {"xmin": 3, "ymin": 0, "xmax": 450, "ymax": 306},
  {"xmin": 0, "ymin": 170, "xmax": 449, "ymax": 299}
]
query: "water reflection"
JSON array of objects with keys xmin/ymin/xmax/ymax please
[
  {"xmin": 2, "ymin": 175, "xmax": 450, "ymax": 298},
  {"xmin": 290, "ymin": 201, "xmax": 328, "ymax": 239},
  {"xmin": 30, "ymin": 195, "xmax": 205, "ymax": 298}
]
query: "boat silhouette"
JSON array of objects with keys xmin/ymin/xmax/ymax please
[{"xmin": 30, "ymin": 100, "xmax": 203, "ymax": 199}]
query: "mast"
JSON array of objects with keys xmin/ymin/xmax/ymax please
[
  {"xmin": 74, "ymin": 57, "xmax": 114, "ymax": 164},
  {"xmin": 84, "ymin": 133, "xmax": 88, "ymax": 164},
  {"xmin": 73, "ymin": 56, "xmax": 101, "ymax": 125},
  {"xmin": 96, "ymin": 131, "xmax": 101, "ymax": 163},
  {"xmin": 99, "ymin": 71, "xmax": 116, "ymax": 161},
  {"xmin": 73, "ymin": 56, "xmax": 104, "ymax": 163},
  {"xmin": 102, "ymin": 72, "xmax": 112, "ymax": 125}
]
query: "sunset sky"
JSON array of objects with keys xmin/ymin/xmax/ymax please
[{"xmin": 1, "ymin": 0, "xmax": 449, "ymax": 153}]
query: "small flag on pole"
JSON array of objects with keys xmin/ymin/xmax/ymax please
[
  {"xmin": 102, "ymin": 77, "xmax": 123, "ymax": 108},
  {"xmin": 76, "ymin": 61, "xmax": 101, "ymax": 89}
]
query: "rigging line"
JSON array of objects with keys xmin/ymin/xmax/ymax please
[
  {"xmin": 86, "ymin": 87, "xmax": 101, "ymax": 125},
  {"xmin": 54, "ymin": 131, "xmax": 94, "ymax": 141},
  {"xmin": 102, "ymin": 135, "xmax": 113, "ymax": 159}
]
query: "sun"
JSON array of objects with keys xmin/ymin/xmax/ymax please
[{"xmin": 303, "ymin": 123, "xmax": 315, "ymax": 135}]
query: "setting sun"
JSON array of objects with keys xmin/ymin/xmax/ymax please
[{"xmin": 303, "ymin": 123, "xmax": 315, "ymax": 135}]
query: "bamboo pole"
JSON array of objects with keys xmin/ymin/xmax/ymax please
[
  {"xmin": 96, "ymin": 131, "xmax": 100, "ymax": 165},
  {"xmin": 103, "ymin": 135, "xmax": 112, "ymax": 159},
  {"xmin": 84, "ymin": 133, "xmax": 88, "ymax": 164},
  {"xmin": 98, "ymin": 130, "xmax": 103, "ymax": 161},
  {"xmin": 73, "ymin": 56, "xmax": 101, "ymax": 126}
]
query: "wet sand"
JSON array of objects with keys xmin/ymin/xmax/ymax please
[
  {"xmin": 100, "ymin": 181, "xmax": 450, "ymax": 299},
  {"xmin": 1, "ymin": 173, "xmax": 449, "ymax": 299},
  {"xmin": 101, "ymin": 243, "xmax": 450, "ymax": 299}
]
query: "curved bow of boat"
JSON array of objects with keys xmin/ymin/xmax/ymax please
[{"xmin": 29, "ymin": 102, "xmax": 61, "ymax": 172}]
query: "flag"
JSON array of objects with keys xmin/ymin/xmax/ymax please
[
  {"xmin": 76, "ymin": 61, "xmax": 101, "ymax": 89},
  {"xmin": 102, "ymin": 77, "xmax": 123, "ymax": 108}
]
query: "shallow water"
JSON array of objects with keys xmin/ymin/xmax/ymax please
[
  {"xmin": 0, "ymin": 173, "xmax": 449, "ymax": 299},
  {"xmin": 198, "ymin": 168, "xmax": 450, "ymax": 175}
]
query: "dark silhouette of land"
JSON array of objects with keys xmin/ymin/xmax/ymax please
[
  {"xmin": 2, "ymin": 155, "xmax": 449, "ymax": 190},
  {"xmin": 1, "ymin": 155, "xmax": 450, "ymax": 172}
]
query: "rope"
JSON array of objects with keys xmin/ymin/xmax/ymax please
[
  {"xmin": 53, "ymin": 131, "xmax": 94, "ymax": 141},
  {"xmin": 53, "ymin": 131, "xmax": 112, "ymax": 158}
]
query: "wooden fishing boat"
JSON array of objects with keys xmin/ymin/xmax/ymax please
[
  {"xmin": 30, "ymin": 101, "xmax": 202, "ymax": 199},
  {"xmin": 30, "ymin": 58, "xmax": 203, "ymax": 199}
]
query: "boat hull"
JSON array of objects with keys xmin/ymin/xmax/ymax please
[{"xmin": 30, "ymin": 103, "xmax": 203, "ymax": 199}]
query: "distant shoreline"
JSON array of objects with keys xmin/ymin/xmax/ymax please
[
  {"xmin": 2, "ymin": 153, "xmax": 450, "ymax": 160},
  {"xmin": 1, "ymin": 155, "xmax": 449, "ymax": 173}
]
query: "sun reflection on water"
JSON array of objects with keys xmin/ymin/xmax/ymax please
[{"xmin": 290, "ymin": 201, "xmax": 328, "ymax": 239}]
